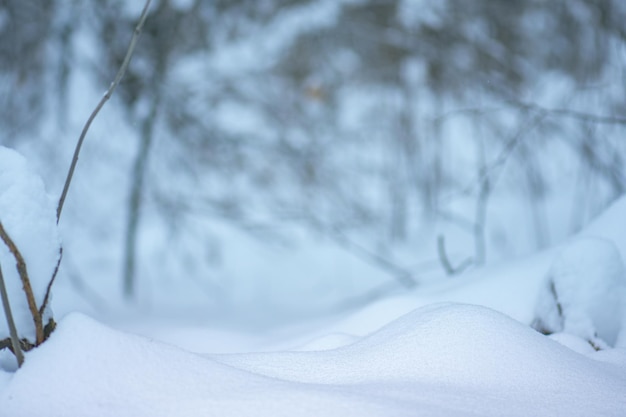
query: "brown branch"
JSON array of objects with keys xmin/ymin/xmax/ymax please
[
  {"xmin": 43, "ymin": 317, "xmax": 56, "ymax": 341},
  {"xmin": 39, "ymin": 247, "xmax": 63, "ymax": 318},
  {"xmin": 0, "ymin": 222, "xmax": 43, "ymax": 345},
  {"xmin": 0, "ymin": 337, "xmax": 34, "ymax": 355},
  {"xmin": 56, "ymin": 0, "xmax": 153, "ymax": 222},
  {"xmin": 0, "ymin": 337, "xmax": 12, "ymax": 351},
  {"xmin": 329, "ymin": 227, "xmax": 417, "ymax": 289},
  {"xmin": 0, "ymin": 264, "xmax": 24, "ymax": 367}
]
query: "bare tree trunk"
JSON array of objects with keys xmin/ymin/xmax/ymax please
[
  {"xmin": 122, "ymin": 95, "xmax": 160, "ymax": 300},
  {"xmin": 517, "ymin": 142, "xmax": 549, "ymax": 249},
  {"xmin": 474, "ymin": 173, "xmax": 490, "ymax": 266},
  {"xmin": 390, "ymin": 118, "xmax": 409, "ymax": 242},
  {"xmin": 474, "ymin": 129, "xmax": 490, "ymax": 266}
]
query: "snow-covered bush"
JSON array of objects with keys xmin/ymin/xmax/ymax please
[
  {"xmin": 532, "ymin": 237, "xmax": 626, "ymax": 348},
  {"xmin": 0, "ymin": 146, "xmax": 60, "ymax": 349}
]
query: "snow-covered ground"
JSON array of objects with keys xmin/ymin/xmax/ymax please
[
  {"xmin": 1, "ymin": 147, "xmax": 625, "ymax": 416},
  {"xmin": 2, "ymin": 303, "xmax": 625, "ymax": 417},
  {"xmin": 1, "ymin": 2, "xmax": 625, "ymax": 414}
]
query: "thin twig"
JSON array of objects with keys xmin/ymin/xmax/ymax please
[
  {"xmin": 56, "ymin": 0, "xmax": 152, "ymax": 222},
  {"xmin": 436, "ymin": 210, "xmax": 475, "ymax": 233},
  {"xmin": 437, "ymin": 235, "xmax": 473, "ymax": 276},
  {"xmin": 509, "ymin": 99, "xmax": 626, "ymax": 125},
  {"xmin": 441, "ymin": 109, "xmax": 547, "ymax": 205},
  {"xmin": 0, "ymin": 264, "xmax": 24, "ymax": 367},
  {"xmin": 437, "ymin": 235, "xmax": 456, "ymax": 275},
  {"xmin": 473, "ymin": 166, "xmax": 491, "ymax": 265},
  {"xmin": 329, "ymin": 228, "xmax": 417, "ymax": 288},
  {"xmin": 39, "ymin": 247, "xmax": 62, "ymax": 318},
  {"xmin": 0, "ymin": 222, "xmax": 43, "ymax": 345}
]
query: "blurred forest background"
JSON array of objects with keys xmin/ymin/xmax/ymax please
[{"xmin": 1, "ymin": 0, "xmax": 625, "ymax": 323}]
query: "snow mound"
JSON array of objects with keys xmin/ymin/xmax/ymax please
[
  {"xmin": 2, "ymin": 306, "xmax": 625, "ymax": 417},
  {"xmin": 0, "ymin": 313, "xmax": 423, "ymax": 417},
  {"xmin": 293, "ymin": 332, "xmax": 359, "ymax": 351},
  {"xmin": 0, "ymin": 146, "xmax": 60, "ymax": 341},
  {"xmin": 532, "ymin": 237, "xmax": 626, "ymax": 347},
  {"xmin": 582, "ymin": 195, "xmax": 626, "ymax": 260},
  {"xmin": 217, "ymin": 304, "xmax": 625, "ymax": 387}
]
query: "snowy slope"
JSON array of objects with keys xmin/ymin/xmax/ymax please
[
  {"xmin": 1, "ymin": 171, "xmax": 625, "ymax": 415},
  {"xmin": 321, "ymin": 196, "xmax": 626, "ymax": 343},
  {"xmin": 1, "ymin": 305, "xmax": 625, "ymax": 417}
]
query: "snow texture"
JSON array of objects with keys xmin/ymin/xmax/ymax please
[
  {"xmin": 293, "ymin": 332, "xmax": 359, "ymax": 351},
  {"xmin": 0, "ymin": 146, "xmax": 60, "ymax": 341},
  {"xmin": 533, "ymin": 237, "xmax": 626, "ymax": 347},
  {"xmin": 1, "ymin": 306, "xmax": 625, "ymax": 417}
]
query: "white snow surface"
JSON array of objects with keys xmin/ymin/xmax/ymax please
[
  {"xmin": 533, "ymin": 237, "xmax": 626, "ymax": 347},
  {"xmin": 582, "ymin": 195, "xmax": 626, "ymax": 260},
  {"xmin": 1, "ymin": 154, "xmax": 626, "ymax": 415},
  {"xmin": 1, "ymin": 305, "xmax": 625, "ymax": 417},
  {"xmin": 0, "ymin": 146, "xmax": 60, "ymax": 341}
]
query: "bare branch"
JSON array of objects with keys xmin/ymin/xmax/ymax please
[
  {"xmin": 442, "ymin": 110, "xmax": 547, "ymax": 205},
  {"xmin": 0, "ymin": 222, "xmax": 43, "ymax": 345},
  {"xmin": 39, "ymin": 247, "xmax": 63, "ymax": 318},
  {"xmin": 0, "ymin": 337, "xmax": 33, "ymax": 358},
  {"xmin": 436, "ymin": 210, "xmax": 475, "ymax": 233},
  {"xmin": 437, "ymin": 235, "xmax": 456, "ymax": 275},
  {"xmin": 473, "ymin": 166, "xmax": 491, "ymax": 265},
  {"xmin": 56, "ymin": 0, "xmax": 153, "ymax": 222},
  {"xmin": 329, "ymin": 228, "xmax": 417, "ymax": 289},
  {"xmin": 437, "ymin": 235, "xmax": 473, "ymax": 276},
  {"xmin": 508, "ymin": 99, "xmax": 626, "ymax": 125},
  {"xmin": 0, "ymin": 263, "xmax": 24, "ymax": 367}
]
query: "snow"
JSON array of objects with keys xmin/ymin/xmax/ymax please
[
  {"xmin": 1, "ymin": 305, "xmax": 625, "ymax": 417},
  {"xmin": 1, "ymin": 0, "xmax": 625, "ymax": 413},
  {"xmin": 294, "ymin": 332, "xmax": 359, "ymax": 351},
  {"xmin": 582, "ymin": 196, "xmax": 626, "ymax": 260},
  {"xmin": 0, "ymin": 146, "xmax": 60, "ymax": 342},
  {"xmin": 532, "ymin": 237, "xmax": 626, "ymax": 347},
  {"xmin": 1, "ymin": 145, "xmax": 626, "ymax": 415}
]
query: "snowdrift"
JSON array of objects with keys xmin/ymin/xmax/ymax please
[{"xmin": 1, "ymin": 304, "xmax": 625, "ymax": 417}]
